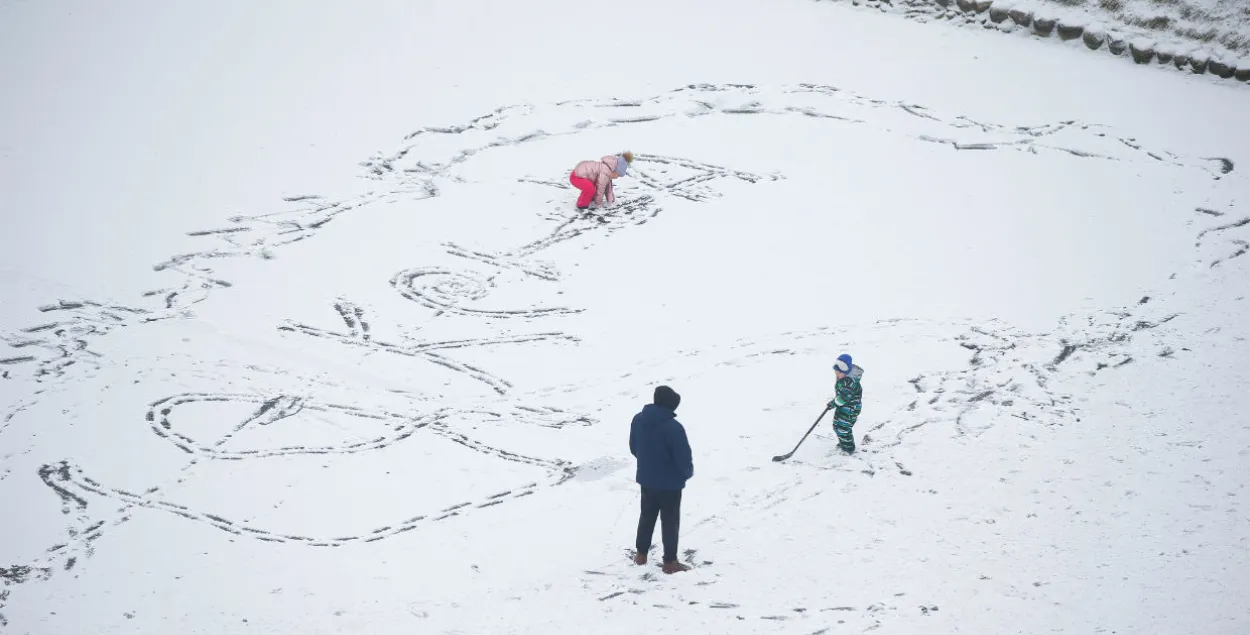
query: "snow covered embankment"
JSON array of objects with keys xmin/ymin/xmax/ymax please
[{"xmin": 816, "ymin": 0, "xmax": 1250, "ymax": 84}]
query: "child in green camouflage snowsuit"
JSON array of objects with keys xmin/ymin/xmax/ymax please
[{"xmin": 827, "ymin": 354, "xmax": 863, "ymax": 453}]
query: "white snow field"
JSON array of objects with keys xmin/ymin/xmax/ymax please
[{"xmin": 2, "ymin": 0, "xmax": 1249, "ymax": 633}]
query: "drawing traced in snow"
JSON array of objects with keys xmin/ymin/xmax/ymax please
[{"xmin": 0, "ymin": 81, "xmax": 1245, "ymax": 632}]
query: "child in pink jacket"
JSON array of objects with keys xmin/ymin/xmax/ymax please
[{"xmin": 569, "ymin": 151, "xmax": 633, "ymax": 210}]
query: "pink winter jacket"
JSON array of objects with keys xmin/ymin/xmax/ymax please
[{"xmin": 573, "ymin": 156, "xmax": 623, "ymax": 205}]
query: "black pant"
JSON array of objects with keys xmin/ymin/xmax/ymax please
[{"xmin": 635, "ymin": 486, "xmax": 682, "ymax": 563}]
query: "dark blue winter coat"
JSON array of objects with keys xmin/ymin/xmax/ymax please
[{"xmin": 629, "ymin": 403, "xmax": 694, "ymax": 491}]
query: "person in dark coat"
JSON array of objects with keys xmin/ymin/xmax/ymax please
[{"xmin": 629, "ymin": 385, "xmax": 694, "ymax": 574}]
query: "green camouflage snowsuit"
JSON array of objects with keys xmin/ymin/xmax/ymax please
[{"xmin": 829, "ymin": 366, "xmax": 863, "ymax": 452}]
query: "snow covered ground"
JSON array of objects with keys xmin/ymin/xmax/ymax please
[{"xmin": 2, "ymin": 0, "xmax": 1248, "ymax": 633}]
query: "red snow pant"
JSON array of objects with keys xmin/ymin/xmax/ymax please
[{"xmin": 569, "ymin": 171, "xmax": 597, "ymax": 209}]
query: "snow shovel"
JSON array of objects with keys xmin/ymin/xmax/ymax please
[{"xmin": 771, "ymin": 406, "xmax": 831, "ymax": 462}]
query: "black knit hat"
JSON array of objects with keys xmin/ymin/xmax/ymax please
[{"xmin": 654, "ymin": 385, "xmax": 681, "ymax": 410}]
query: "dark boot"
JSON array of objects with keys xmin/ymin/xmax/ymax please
[
  {"xmin": 633, "ymin": 551, "xmax": 647, "ymax": 565},
  {"xmin": 662, "ymin": 561, "xmax": 691, "ymax": 574}
]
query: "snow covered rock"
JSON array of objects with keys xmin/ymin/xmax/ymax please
[
  {"xmin": 1057, "ymin": 21, "xmax": 1083, "ymax": 41},
  {"xmin": 1154, "ymin": 43, "xmax": 1175, "ymax": 64},
  {"xmin": 1107, "ymin": 33, "xmax": 1128, "ymax": 56},
  {"xmin": 1188, "ymin": 51, "xmax": 1210, "ymax": 74},
  {"xmin": 1208, "ymin": 58, "xmax": 1235, "ymax": 79},
  {"xmin": 1128, "ymin": 39, "xmax": 1156, "ymax": 64},
  {"xmin": 1033, "ymin": 16, "xmax": 1056, "ymax": 37},
  {"xmin": 1083, "ymin": 26, "xmax": 1106, "ymax": 50},
  {"xmin": 988, "ymin": 4, "xmax": 1009, "ymax": 23},
  {"xmin": 1009, "ymin": 7, "xmax": 1033, "ymax": 26},
  {"xmin": 1236, "ymin": 64, "xmax": 1250, "ymax": 82}
]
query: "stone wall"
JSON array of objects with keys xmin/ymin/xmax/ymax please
[{"xmin": 824, "ymin": 0, "xmax": 1250, "ymax": 84}]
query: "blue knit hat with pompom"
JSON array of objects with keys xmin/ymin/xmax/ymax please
[{"xmin": 833, "ymin": 354, "xmax": 853, "ymax": 374}]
